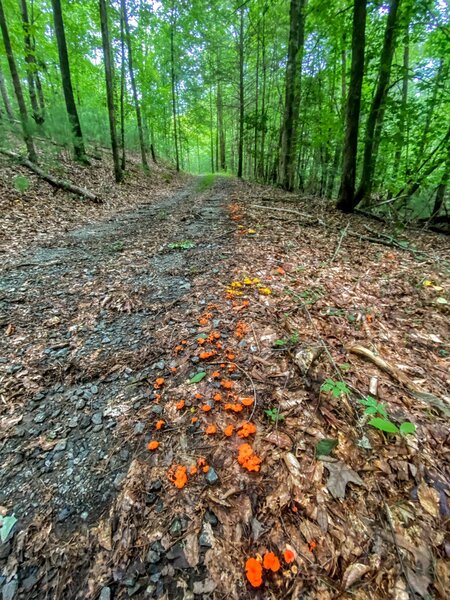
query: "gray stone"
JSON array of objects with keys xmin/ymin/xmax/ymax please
[
  {"xmin": 199, "ymin": 523, "xmax": 214, "ymax": 548},
  {"xmin": 75, "ymin": 399, "xmax": 86, "ymax": 410},
  {"xmin": 79, "ymin": 416, "xmax": 91, "ymax": 429},
  {"xmin": 114, "ymin": 472, "xmax": 126, "ymax": 490},
  {"xmin": 91, "ymin": 385, "xmax": 98, "ymax": 394},
  {"xmin": 205, "ymin": 466, "xmax": 218, "ymax": 485},
  {"xmin": 92, "ymin": 424, "xmax": 103, "ymax": 432},
  {"xmin": 147, "ymin": 549, "xmax": 161, "ymax": 564},
  {"xmin": 33, "ymin": 413, "xmax": 45, "ymax": 424},
  {"xmin": 169, "ymin": 519, "xmax": 182, "ymax": 537},
  {"xmin": 204, "ymin": 510, "xmax": 218, "ymax": 526},
  {"xmin": 99, "ymin": 587, "xmax": 111, "ymax": 600},
  {"xmin": 2, "ymin": 578, "xmax": 18, "ymax": 600},
  {"xmin": 151, "ymin": 405, "xmax": 163, "ymax": 415},
  {"xmin": 91, "ymin": 412, "xmax": 103, "ymax": 425},
  {"xmin": 0, "ymin": 541, "xmax": 11, "ymax": 560},
  {"xmin": 191, "ymin": 356, "xmax": 200, "ymax": 364},
  {"xmin": 68, "ymin": 417, "xmax": 78, "ymax": 428},
  {"xmin": 54, "ymin": 439, "xmax": 67, "ymax": 452},
  {"xmin": 80, "ymin": 511, "xmax": 89, "ymax": 521},
  {"xmin": 134, "ymin": 422, "xmax": 145, "ymax": 434}
]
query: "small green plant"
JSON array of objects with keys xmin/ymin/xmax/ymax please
[
  {"xmin": 14, "ymin": 175, "xmax": 30, "ymax": 192},
  {"xmin": 264, "ymin": 407, "xmax": 285, "ymax": 422},
  {"xmin": 321, "ymin": 378, "xmax": 350, "ymax": 398},
  {"xmin": 339, "ymin": 362, "xmax": 352, "ymax": 373},
  {"xmin": 195, "ymin": 173, "xmax": 215, "ymax": 192},
  {"xmin": 358, "ymin": 395, "xmax": 416, "ymax": 436},
  {"xmin": 108, "ymin": 240, "xmax": 125, "ymax": 253},
  {"xmin": 273, "ymin": 332, "xmax": 299, "ymax": 348},
  {"xmin": 169, "ymin": 240, "xmax": 195, "ymax": 250},
  {"xmin": 358, "ymin": 395, "xmax": 388, "ymax": 418}
]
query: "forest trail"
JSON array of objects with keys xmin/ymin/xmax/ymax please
[
  {"xmin": 1, "ymin": 175, "xmax": 232, "ymax": 526},
  {"xmin": 1, "ymin": 174, "xmax": 449, "ymax": 599}
]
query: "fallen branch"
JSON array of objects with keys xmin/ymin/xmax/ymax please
[
  {"xmin": 348, "ymin": 345, "xmax": 449, "ymax": 416},
  {"xmin": 250, "ymin": 203, "xmax": 325, "ymax": 226},
  {"xmin": 0, "ymin": 149, "xmax": 100, "ymax": 202},
  {"xmin": 330, "ymin": 223, "xmax": 349, "ymax": 262}
]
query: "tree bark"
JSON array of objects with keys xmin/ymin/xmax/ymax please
[
  {"xmin": 121, "ymin": 0, "xmax": 149, "ymax": 171},
  {"xmin": 51, "ymin": 0, "xmax": 87, "ymax": 163},
  {"xmin": 217, "ymin": 82, "xmax": 226, "ymax": 171},
  {"xmin": 20, "ymin": 0, "xmax": 44, "ymax": 125},
  {"xmin": 353, "ymin": 0, "xmax": 401, "ymax": 207},
  {"xmin": 336, "ymin": 0, "xmax": 367, "ymax": 212},
  {"xmin": 99, "ymin": 0, "xmax": 122, "ymax": 183},
  {"xmin": 393, "ymin": 32, "xmax": 409, "ymax": 167},
  {"xmin": 432, "ymin": 154, "xmax": 449, "ymax": 217},
  {"xmin": 0, "ymin": 66, "xmax": 14, "ymax": 121},
  {"xmin": 119, "ymin": 7, "xmax": 126, "ymax": 170},
  {"xmin": 170, "ymin": 7, "xmax": 180, "ymax": 172},
  {"xmin": 278, "ymin": 0, "xmax": 306, "ymax": 191},
  {"xmin": 0, "ymin": 0, "xmax": 37, "ymax": 162},
  {"xmin": 237, "ymin": 6, "xmax": 245, "ymax": 178}
]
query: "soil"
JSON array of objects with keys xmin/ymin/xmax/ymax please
[{"xmin": 1, "ymin": 165, "xmax": 449, "ymax": 600}]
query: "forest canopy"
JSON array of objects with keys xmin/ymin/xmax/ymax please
[{"xmin": 0, "ymin": 0, "xmax": 449, "ymax": 220}]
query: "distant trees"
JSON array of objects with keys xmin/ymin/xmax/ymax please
[
  {"xmin": 0, "ymin": 0, "xmax": 36, "ymax": 162},
  {"xmin": 0, "ymin": 0, "xmax": 447, "ymax": 218}
]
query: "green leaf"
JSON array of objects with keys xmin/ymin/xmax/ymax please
[
  {"xmin": 315, "ymin": 438, "xmax": 338, "ymax": 456},
  {"xmin": 339, "ymin": 363, "xmax": 351, "ymax": 372},
  {"xmin": 0, "ymin": 514, "xmax": 17, "ymax": 543},
  {"xmin": 189, "ymin": 372, "xmax": 206, "ymax": 384},
  {"xmin": 368, "ymin": 418, "xmax": 399, "ymax": 434},
  {"xmin": 14, "ymin": 175, "xmax": 30, "ymax": 192},
  {"xmin": 273, "ymin": 338, "xmax": 287, "ymax": 347},
  {"xmin": 399, "ymin": 422, "xmax": 416, "ymax": 435}
]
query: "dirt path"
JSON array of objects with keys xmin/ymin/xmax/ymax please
[{"xmin": 1, "ymin": 176, "xmax": 239, "ymax": 592}]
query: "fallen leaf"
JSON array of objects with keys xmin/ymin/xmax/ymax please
[
  {"xmin": 417, "ymin": 481, "xmax": 440, "ymax": 518},
  {"xmin": 342, "ymin": 562, "xmax": 370, "ymax": 590},
  {"xmin": 283, "ymin": 452, "xmax": 303, "ymax": 486},
  {"xmin": 320, "ymin": 456, "xmax": 364, "ymax": 499},
  {"xmin": 265, "ymin": 430, "xmax": 293, "ymax": 450}
]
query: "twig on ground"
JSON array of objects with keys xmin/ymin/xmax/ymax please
[{"xmin": 330, "ymin": 223, "xmax": 349, "ymax": 262}]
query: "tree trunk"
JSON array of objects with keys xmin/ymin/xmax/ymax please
[
  {"xmin": 217, "ymin": 82, "xmax": 225, "ymax": 171},
  {"xmin": 258, "ymin": 5, "xmax": 267, "ymax": 181},
  {"xmin": 237, "ymin": 6, "xmax": 245, "ymax": 178},
  {"xmin": 20, "ymin": 0, "xmax": 43, "ymax": 125},
  {"xmin": 278, "ymin": 0, "xmax": 306, "ymax": 191},
  {"xmin": 0, "ymin": 66, "xmax": 14, "ymax": 120},
  {"xmin": 353, "ymin": 0, "xmax": 401, "ymax": 206},
  {"xmin": 119, "ymin": 7, "xmax": 126, "ymax": 170},
  {"xmin": 433, "ymin": 155, "xmax": 449, "ymax": 217},
  {"xmin": 336, "ymin": 0, "xmax": 367, "ymax": 212},
  {"xmin": 170, "ymin": 9, "xmax": 180, "ymax": 172},
  {"xmin": 121, "ymin": 0, "xmax": 149, "ymax": 171},
  {"xmin": 51, "ymin": 0, "xmax": 87, "ymax": 163},
  {"xmin": 0, "ymin": 0, "xmax": 36, "ymax": 162},
  {"xmin": 209, "ymin": 86, "xmax": 214, "ymax": 173},
  {"xmin": 99, "ymin": 0, "xmax": 122, "ymax": 183},
  {"xmin": 393, "ymin": 32, "xmax": 409, "ymax": 167}
]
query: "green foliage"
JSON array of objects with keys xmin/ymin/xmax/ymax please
[
  {"xmin": 315, "ymin": 438, "xmax": 338, "ymax": 456},
  {"xmin": 264, "ymin": 407, "xmax": 285, "ymax": 422},
  {"xmin": 321, "ymin": 378, "xmax": 350, "ymax": 398},
  {"xmin": 107, "ymin": 240, "xmax": 125, "ymax": 253},
  {"xmin": 358, "ymin": 395, "xmax": 388, "ymax": 418},
  {"xmin": 273, "ymin": 332, "xmax": 299, "ymax": 348},
  {"xmin": 13, "ymin": 175, "xmax": 30, "ymax": 192},
  {"xmin": 168, "ymin": 240, "xmax": 195, "ymax": 250},
  {"xmin": 195, "ymin": 173, "xmax": 215, "ymax": 192},
  {"xmin": 189, "ymin": 372, "xmax": 206, "ymax": 384}
]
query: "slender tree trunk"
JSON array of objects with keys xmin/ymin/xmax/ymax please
[
  {"xmin": 99, "ymin": 0, "xmax": 122, "ymax": 183},
  {"xmin": 237, "ymin": 6, "xmax": 244, "ymax": 178},
  {"xmin": 170, "ymin": 11, "xmax": 180, "ymax": 172},
  {"xmin": 0, "ymin": 0, "xmax": 37, "ymax": 161},
  {"xmin": 336, "ymin": 0, "xmax": 367, "ymax": 212},
  {"xmin": 119, "ymin": 8, "xmax": 126, "ymax": 170},
  {"xmin": 393, "ymin": 32, "xmax": 409, "ymax": 167},
  {"xmin": 209, "ymin": 86, "xmax": 214, "ymax": 173},
  {"xmin": 253, "ymin": 27, "xmax": 260, "ymax": 179},
  {"xmin": 20, "ymin": 0, "xmax": 43, "ymax": 124},
  {"xmin": 0, "ymin": 66, "xmax": 14, "ymax": 120},
  {"xmin": 258, "ymin": 6, "xmax": 267, "ymax": 180},
  {"xmin": 278, "ymin": 0, "xmax": 306, "ymax": 191},
  {"xmin": 415, "ymin": 59, "xmax": 445, "ymax": 169},
  {"xmin": 353, "ymin": 0, "xmax": 401, "ymax": 206},
  {"xmin": 217, "ymin": 82, "xmax": 225, "ymax": 171},
  {"xmin": 51, "ymin": 0, "xmax": 87, "ymax": 162},
  {"xmin": 121, "ymin": 0, "xmax": 149, "ymax": 171}
]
